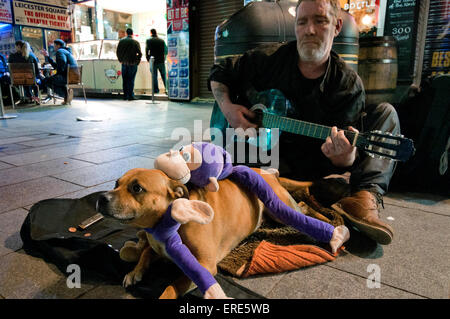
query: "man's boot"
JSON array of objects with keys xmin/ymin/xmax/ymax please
[{"xmin": 331, "ymin": 190, "xmax": 394, "ymax": 245}]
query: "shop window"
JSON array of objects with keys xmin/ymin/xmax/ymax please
[{"xmin": 341, "ymin": 0, "xmax": 379, "ymax": 37}]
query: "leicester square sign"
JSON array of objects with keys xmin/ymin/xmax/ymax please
[{"xmin": 12, "ymin": 0, "xmax": 71, "ymax": 31}]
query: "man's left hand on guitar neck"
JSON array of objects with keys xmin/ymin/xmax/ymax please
[{"xmin": 321, "ymin": 126, "xmax": 358, "ymax": 168}]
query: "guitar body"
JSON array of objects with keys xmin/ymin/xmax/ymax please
[{"xmin": 210, "ymin": 89, "xmax": 289, "ymax": 151}]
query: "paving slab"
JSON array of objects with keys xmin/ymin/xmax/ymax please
[
  {"xmin": 0, "ymin": 158, "xmax": 94, "ymax": 187},
  {"xmin": 329, "ymin": 204, "xmax": 450, "ymax": 299},
  {"xmin": 69, "ymin": 144, "xmax": 158, "ymax": 164},
  {"xmin": 385, "ymin": 192, "xmax": 450, "ymax": 216},
  {"xmin": 263, "ymin": 264, "xmax": 424, "ymax": 299},
  {"xmin": 0, "ymin": 161, "xmax": 14, "ymax": 170},
  {"xmin": 0, "ymin": 251, "xmax": 94, "ymax": 299},
  {"xmin": 17, "ymin": 135, "xmax": 83, "ymax": 148},
  {"xmin": 0, "ymin": 136, "xmax": 38, "ymax": 146},
  {"xmin": 57, "ymin": 181, "xmax": 116, "ymax": 199},
  {"xmin": 52, "ymin": 156, "xmax": 155, "ymax": 187},
  {"xmin": 0, "ymin": 176, "xmax": 83, "ymax": 213},
  {"xmin": 78, "ymin": 285, "xmax": 137, "ymax": 299}
]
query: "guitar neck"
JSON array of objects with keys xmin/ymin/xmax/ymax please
[{"xmin": 262, "ymin": 112, "xmax": 361, "ymax": 147}]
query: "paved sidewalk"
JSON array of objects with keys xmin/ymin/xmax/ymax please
[{"xmin": 0, "ymin": 98, "xmax": 448, "ymax": 299}]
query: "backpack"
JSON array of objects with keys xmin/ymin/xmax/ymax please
[{"xmin": 391, "ymin": 74, "xmax": 450, "ymax": 196}]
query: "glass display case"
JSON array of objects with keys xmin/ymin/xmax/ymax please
[{"xmin": 68, "ymin": 39, "xmax": 153, "ymax": 93}]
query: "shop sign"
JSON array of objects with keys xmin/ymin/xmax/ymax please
[
  {"xmin": 0, "ymin": 0, "xmax": 13, "ymax": 24},
  {"xmin": 167, "ymin": 0, "xmax": 190, "ymax": 100},
  {"xmin": 12, "ymin": 0, "xmax": 70, "ymax": 31},
  {"xmin": 384, "ymin": 0, "xmax": 418, "ymax": 81}
]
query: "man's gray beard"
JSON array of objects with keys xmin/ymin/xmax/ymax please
[{"xmin": 298, "ymin": 44, "xmax": 327, "ymax": 62}]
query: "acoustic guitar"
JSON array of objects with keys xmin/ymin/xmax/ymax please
[{"xmin": 211, "ymin": 89, "xmax": 415, "ymax": 162}]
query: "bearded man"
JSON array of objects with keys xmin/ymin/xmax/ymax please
[{"xmin": 208, "ymin": 0, "xmax": 401, "ymax": 245}]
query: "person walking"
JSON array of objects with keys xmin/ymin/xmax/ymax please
[
  {"xmin": 145, "ymin": 29, "xmax": 168, "ymax": 94},
  {"xmin": 116, "ymin": 28, "xmax": 142, "ymax": 100}
]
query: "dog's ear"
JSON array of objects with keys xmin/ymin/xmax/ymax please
[
  {"xmin": 171, "ymin": 198, "xmax": 214, "ymax": 224},
  {"xmin": 168, "ymin": 180, "xmax": 189, "ymax": 199}
]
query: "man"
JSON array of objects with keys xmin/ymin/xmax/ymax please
[
  {"xmin": 116, "ymin": 28, "xmax": 142, "ymax": 100},
  {"xmin": 0, "ymin": 53, "xmax": 11, "ymax": 105},
  {"xmin": 208, "ymin": 0, "xmax": 400, "ymax": 245},
  {"xmin": 145, "ymin": 29, "xmax": 168, "ymax": 94},
  {"xmin": 41, "ymin": 39, "xmax": 77, "ymax": 104}
]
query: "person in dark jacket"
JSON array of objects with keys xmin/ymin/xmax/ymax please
[
  {"xmin": 7, "ymin": 40, "xmax": 42, "ymax": 104},
  {"xmin": 0, "ymin": 53, "xmax": 12, "ymax": 105},
  {"xmin": 41, "ymin": 39, "xmax": 78, "ymax": 104},
  {"xmin": 146, "ymin": 28, "xmax": 168, "ymax": 94},
  {"xmin": 116, "ymin": 28, "xmax": 142, "ymax": 100},
  {"xmin": 208, "ymin": 0, "xmax": 400, "ymax": 246}
]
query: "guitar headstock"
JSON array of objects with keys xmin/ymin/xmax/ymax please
[{"xmin": 360, "ymin": 130, "xmax": 415, "ymax": 162}]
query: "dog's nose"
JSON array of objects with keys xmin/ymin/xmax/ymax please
[{"xmin": 96, "ymin": 193, "xmax": 110, "ymax": 214}]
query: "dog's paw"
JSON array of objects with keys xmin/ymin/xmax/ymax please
[
  {"xmin": 119, "ymin": 241, "xmax": 141, "ymax": 262},
  {"xmin": 123, "ymin": 269, "xmax": 144, "ymax": 288}
]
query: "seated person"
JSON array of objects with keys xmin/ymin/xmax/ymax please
[
  {"xmin": 7, "ymin": 40, "xmax": 43, "ymax": 104},
  {"xmin": 0, "ymin": 53, "xmax": 11, "ymax": 103},
  {"xmin": 208, "ymin": 0, "xmax": 399, "ymax": 245},
  {"xmin": 41, "ymin": 39, "xmax": 77, "ymax": 104}
]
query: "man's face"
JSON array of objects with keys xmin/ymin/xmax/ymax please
[
  {"xmin": 54, "ymin": 43, "xmax": 62, "ymax": 50},
  {"xmin": 295, "ymin": 0, "xmax": 341, "ymax": 63}
]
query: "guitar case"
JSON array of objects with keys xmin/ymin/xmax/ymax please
[{"xmin": 19, "ymin": 191, "xmax": 264, "ymax": 299}]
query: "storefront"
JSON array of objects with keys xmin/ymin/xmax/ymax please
[
  {"xmin": 0, "ymin": 0, "xmax": 14, "ymax": 58},
  {"xmin": 69, "ymin": 0, "xmax": 167, "ymax": 95},
  {"xmin": 5, "ymin": 0, "xmax": 72, "ymax": 62}
]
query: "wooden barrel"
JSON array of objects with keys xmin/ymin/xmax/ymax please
[{"xmin": 358, "ymin": 36, "xmax": 398, "ymax": 106}]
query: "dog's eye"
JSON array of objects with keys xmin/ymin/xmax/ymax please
[
  {"xmin": 114, "ymin": 181, "xmax": 119, "ymax": 189},
  {"xmin": 132, "ymin": 184, "xmax": 144, "ymax": 194}
]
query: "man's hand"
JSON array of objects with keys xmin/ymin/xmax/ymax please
[
  {"xmin": 40, "ymin": 49, "xmax": 49, "ymax": 57},
  {"xmin": 321, "ymin": 126, "xmax": 358, "ymax": 167},
  {"xmin": 222, "ymin": 101, "xmax": 257, "ymax": 132},
  {"xmin": 210, "ymin": 81, "xmax": 257, "ymax": 137}
]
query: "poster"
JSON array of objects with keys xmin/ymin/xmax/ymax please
[
  {"xmin": 422, "ymin": 0, "xmax": 450, "ymax": 77},
  {"xmin": 12, "ymin": 0, "xmax": 70, "ymax": 31},
  {"xmin": 384, "ymin": 0, "xmax": 418, "ymax": 81},
  {"xmin": 167, "ymin": 0, "xmax": 189, "ymax": 100},
  {"xmin": 0, "ymin": 0, "xmax": 12, "ymax": 24},
  {"xmin": 0, "ymin": 22, "xmax": 14, "ymax": 58}
]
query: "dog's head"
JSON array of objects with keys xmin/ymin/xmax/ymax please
[{"xmin": 96, "ymin": 168, "xmax": 189, "ymax": 228}]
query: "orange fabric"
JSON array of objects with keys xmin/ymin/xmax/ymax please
[{"xmin": 243, "ymin": 240, "xmax": 339, "ymax": 277}]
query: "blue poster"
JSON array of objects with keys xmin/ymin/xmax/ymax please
[{"xmin": 167, "ymin": 0, "xmax": 189, "ymax": 100}]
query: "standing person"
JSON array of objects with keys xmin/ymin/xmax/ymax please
[
  {"xmin": 208, "ymin": 0, "xmax": 400, "ymax": 245},
  {"xmin": 8, "ymin": 40, "xmax": 42, "ymax": 104},
  {"xmin": 41, "ymin": 39, "xmax": 78, "ymax": 104},
  {"xmin": 116, "ymin": 28, "xmax": 142, "ymax": 100},
  {"xmin": 145, "ymin": 28, "xmax": 168, "ymax": 94}
]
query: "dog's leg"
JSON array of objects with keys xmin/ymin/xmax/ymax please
[
  {"xmin": 159, "ymin": 274, "xmax": 196, "ymax": 299},
  {"xmin": 123, "ymin": 245, "xmax": 156, "ymax": 287},
  {"xmin": 278, "ymin": 177, "xmax": 313, "ymax": 202},
  {"xmin": 159, "ymin": 260, "xmax": 218, "ymax": 299}
]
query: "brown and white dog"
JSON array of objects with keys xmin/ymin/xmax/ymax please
[{"xmin": 96, "ymin": 167, "xmax": 333, "ymax": 299}]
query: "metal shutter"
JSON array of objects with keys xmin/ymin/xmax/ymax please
[{"xmin": 197, "ymin": 0, "xmax": 243, "ymax": 98}]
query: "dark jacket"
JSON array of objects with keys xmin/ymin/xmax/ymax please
[
  {"xmin": 8, "ymin": 51, "xmax": 41, "ymax": 79},
  {"xmin": 0, "ymin": 53, "xmax": 8, "ymax": 76},
  {"xmin": 208, "ymin": 40, "xmax": 366, "ymax": 177},
  {"xmin": 46, "ymin": 47, "xmax": 77, "ymax": 78},
  {"xmin": 209, "ymin": 40, "xmax": 365, "ymax": 129},
  {"xmin": 116, "ymin": 36, "xmax": 142, "ymax": 65},
  {"xmin": 145, "ymin": 36, "xmax": 168, "ymax": 64}
]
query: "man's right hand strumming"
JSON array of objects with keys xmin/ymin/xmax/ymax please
[{"xmin": 210, "ymin": 81, "xmax": 257, "ymax": 133}]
